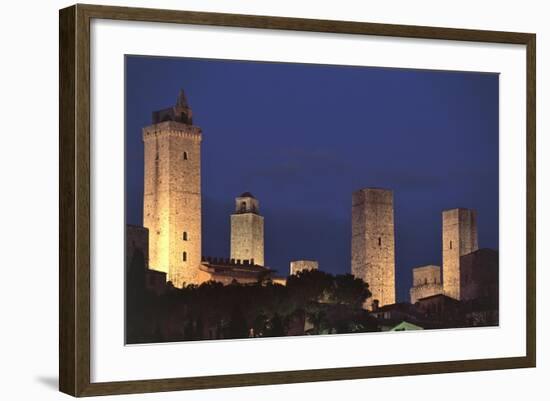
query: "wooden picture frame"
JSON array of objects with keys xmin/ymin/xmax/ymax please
[{"xmin": 59, "ymin": 3, "xmax": 536, "ymax": 397}]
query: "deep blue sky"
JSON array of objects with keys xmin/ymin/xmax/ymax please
[{"xmin": 125, "ymin": 55, "xmax": 499, "ymax": 302}]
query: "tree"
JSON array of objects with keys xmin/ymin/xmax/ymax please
[
  {"xmin": 267, "ymin": 313, "xmax": 285, "ymax": 337},
  {"xmin": 286, "ymin": 269, "xmax": 334, "ymax": 305},
  {"xmin": 227, "ymin": 305, "xmax": 248, "ymax": 339},
  {"xmin": 330, "ymin": 274, "xmax": 371, "ymax": 307}
]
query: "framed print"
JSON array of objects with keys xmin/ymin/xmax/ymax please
[{"xmin": 59, "ymin": 4, "xmax": 536, "ymax": 397}]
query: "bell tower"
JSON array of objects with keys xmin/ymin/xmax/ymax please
[
  {"xmin": 142, "ymin": 89, "xmax": 202, "ymax": 287},
  {"xmin": 230, "ymin": 192, "xmax": 265, "ymax": 266}
]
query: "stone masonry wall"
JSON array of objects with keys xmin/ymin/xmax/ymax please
[
  {"xmin": 290, "ymin": 260, "xmax": 319, "ymax": 275},
  {"xmin": 351, "ymin": 188, "xmax": 396, "ymax": 310},
  {"xmin": 410, "ymin": 283, "xmax": 444, "ymax": 304},
  {"xmin": 143, "ymin": 120, "xmax": 202, "ymax": 288},
  {"xmin": 230, "ymin": 213, "xmax": 264, "ymax": 266},
  {"xmin": 409, "ymin": 264, "xmax": 443, "ymax": 303},
  {"xmin": 442, "ymin": 208, "xmax": 478, "ymax": 300},
  {"xmin": 460, "ymin": 248, "xmax": 499, "ymax": 302}
]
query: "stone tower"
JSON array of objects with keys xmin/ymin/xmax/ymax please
[
  {"xmin": 351, "ymin": 188, "xmax": 396, "ymax": 310},
  {"xmin": 230, "ymin": 192, "xmax": 264, "ymax": 266},
  {"xmin": 442, "ymin": 208, "xmax": 478, "ymax": 300},
  {"xmin": 409, "ymin": 265, "xmax": 442, "ymax": 304},
  {"xmin": 290, "ymin": 260, "xmax": 319, "ymax": 276},
  {"xmin": 142, "ymin": 89, "xmax": 202, "ymax": 288}
]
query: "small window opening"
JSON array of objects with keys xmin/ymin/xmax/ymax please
[
  {"xmin": 183, "ymin": 232, "xmax": 188, "ymax": 241},
  {"xmin": 378, "ymin": 237, "xmax": 382, "ymax": 247},
  {"xmin": 183, "ymin": 151, "xmax": 188, "ymax": 160},
  {"xmin": 450, "ymin": 240, "xmax": 453, "ymax": 250},
  {"xmin": 182, "ymin": 252, "xmax": 187, "ymax": 262}
]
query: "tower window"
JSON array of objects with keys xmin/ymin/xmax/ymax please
[
  {"xmin": 240, "ymin": 201, "xmax": 246, "ymax": 212},
  {"xmin": 182, "ymin": 252, "xmax": 187, "ymax": 262},
  {"xmin": 155, "ymin": 151, "xmax": 159, "ymax": 161},
  {"xmin": 182, "ymin": 232, "xmax": 188, "ymax": 241},
  {"xmin": 450, "ymin": 240, "xmax": 453, "ymax": 249},
  {"xmin": 183, "ymin": 151, "xmax": 188, "ymax": 160},
  {"xmin": 378, "ymin": 237, "xmax": 382, "ymax": 246}
]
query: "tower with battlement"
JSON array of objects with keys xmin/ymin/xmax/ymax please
[
  {"xmin": 442, "ymin": 208, "xmax": 478, "ymax": 300},
  {"xmin": 290, "ymin": 260, "xmax": 319, "ymax": 275},
  {"xmin": 351, "ymin": 188, "xmax": 396, "ymax": 310},
  {"xmin": 409, "ymin": 265, "xmax": 443, "ymax": 304},
  {"xmin": 230, "ymin": 192, "xmax": 264, "ymax": 266},
  {"xmin": 142, "ymin": 89, "xmax": 202, "ymax": 287}
]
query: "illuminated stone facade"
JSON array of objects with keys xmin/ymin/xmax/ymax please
[
  {"xmin": 200, "ymin": 257, "xmax": 272, "ymax": 285},
  {"xmin": 442, "ymin": 208, "xmax": 478, "ymax": 300},
  {"xmin": 142, "ymin": 90, "xmax": 203, "ymax": 287},
  {"xmin": 409, "ymin": 265, "xmax": 443, "ymax": 304},
  {"xmin": 351, "ymin": 188, "xmax": 396, "ymax": 310},
  {"xmin": 230, "ymin": 193, "xmax": 265, "ymax": 266},
  {"xmin": 290, "ymin": 260, "xmax": 319, "ymax": 275}
]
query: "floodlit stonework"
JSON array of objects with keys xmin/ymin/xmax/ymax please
[
  {"xmin": 351, "ymin": 188, "xmax": 396, "ymax": 310},
  {"xmin": 409, "ymin": 265, "xmax": 443, "ymax": 304},
  {"xmin": 230, "ymin": 193, "xmax": 265, "ymax": 266},
  {"xmin": 290, "ymin": 260, "xmax": 319, "ymax": 275},
  {"xmin": 442, "ymin": 208, "xmax": 478, "ymax": 300},
  {"xmin": 142, "ymin": 90, "xmax": 203, "ymax": 287}
]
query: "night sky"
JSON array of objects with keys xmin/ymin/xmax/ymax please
[{"xmin": 125, "ymin": 55, "xmax": 499, "ymax": 302}]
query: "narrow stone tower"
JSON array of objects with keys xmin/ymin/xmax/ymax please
[
  {"xmin": 442, "ymin": 208, "xmax": 478, "ymax": 300},
  {"xmin": 351, "ymin": 188, "xmax": 396, "ymax": 310},
  {"xmin": 230, "ymin": 192, "xmax": 264, "ymax": 266},
  {"xmin": 142, "ymin": 89, "xmax": 202, "ymax": 288}
]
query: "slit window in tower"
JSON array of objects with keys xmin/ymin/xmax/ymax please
[
  {"xmin": 378, "ymin": 237, "xmax": 382, "ymax": 246},
  {"xmin": 183, "ymin": 232, "xmax": 188, "ymax": 241},
  {"xmin": 183, "ymin": 151, "xmax": 188, "ymax": 160},
  {"xmin": 182, "ymin": 252, "xmax": 187, "ymax": 262}
]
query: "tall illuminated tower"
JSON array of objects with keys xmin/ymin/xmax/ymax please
[
  {"xmin": 230, "ymin": 192, "xmax": 265, "ymax": 266},
  {"xmin": 142, "ymin": 90, "xmax": 202, "ymax": 287},
  {"xmin": 351, "ymin": 188, "xmax": 396, "ymax": 310},
  {"xmin": 442, "ymin": 208, "xmax": 478, "ymax": 300}
]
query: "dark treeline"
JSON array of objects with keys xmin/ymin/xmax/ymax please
[{"xmin": 126, "ymin": 267, "xmax": 378, "ymax": 344}]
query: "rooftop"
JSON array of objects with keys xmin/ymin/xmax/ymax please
[{"xmin": 238, "ymin": 192, "xmax": 256, "ymax": 199}]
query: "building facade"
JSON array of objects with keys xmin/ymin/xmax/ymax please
[
  {"xmin": 230, "ymin": 192, "xmax": 265, "ymax": 266},
  {"xmin": 442, "ymin": 208, "xmax": 478, "ymax": 300},
  {"xmin": 460, "ymin": 248, "xmax": 499, "ymax": 302},
  {"xmin": 142, "ymin": 90, "xmax": 202, "ymax": 287},
  {"xmin": 290, "ymin": 260, "xmax": 319, "ymax": 275},
  {"xmin": 351, "ymin": 188, "xmax": 396, "ymax": 309},
  {"xmin": 409, "ymin": 265, "xmax": 443, "ymax": 304}
]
